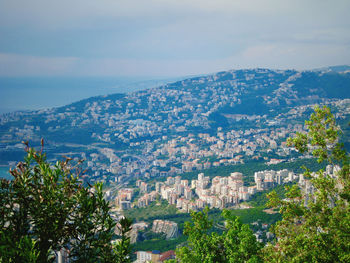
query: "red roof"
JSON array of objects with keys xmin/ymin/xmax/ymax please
[{"xmin": 159, "ymin": 250, "xmax": 175, "ymax": 262}]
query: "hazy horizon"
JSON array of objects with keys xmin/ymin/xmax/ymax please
[
  {"xmin": 0, "ymin": 75, "xmax": 187, "ymax": 114},
  {"xmin": 1, "ymin": 64, "xmax": 349, "ymax": 114},
  {"xmin": 1, "ymin": 1, "xmax": 349, "ymax": 113},
  {"xmin": 1, "ymin": 0, "xmax": 350, "ymax": 78}
]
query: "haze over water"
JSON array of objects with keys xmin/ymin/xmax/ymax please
[
  {"xmin": 0, "ymin": 76, "xmax": 183, "ymax": 114},
  {"xmin": 1, "ymin": 1, "xmax": 349, "ymax": 114},
  {"xmin": 0, "ymin": 166, "xmax": 11, "ymax": 180}
]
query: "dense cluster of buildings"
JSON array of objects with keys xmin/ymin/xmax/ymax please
[
  {"xmin": 254, "ymin": 169, "xmax": 296, "ymax": 190},
  {"xmin": 81, "ymin": 97, "xmax": 348, "ymax": 185},
  {"xmin": 137, "ymin": 191, "xmax": 158, "ymax": 208},
  {"xmin": 115, "ymin": 188, "xmax": 134, "ymax": 210},
  {"xmin": 78, "ymin": 97, "xmax": 349, "ymax": 186},
  {"xmin": 2, "ymin": 66, "xmax": 349, "ymax": 188},
  {"xmin": 115, "ymin": 167, "xmax": 301, "ymax": 212},
  {"xmin": 155, "ymin": 169, "xmax": 298, "ymax": 212}
]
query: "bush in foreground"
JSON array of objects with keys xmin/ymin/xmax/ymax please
[{"xmin": 0, "ymin": 141, "xmax": 131, "ymax": 263}]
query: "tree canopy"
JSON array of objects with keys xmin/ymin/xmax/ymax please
[
  {"xmin": 175, "ymin": 207, "xmax": 263, "ymax": 263},
  {"xmin": 172, "ymin": 106, "xmax": 349, "ymax": 263},
  {"xmin": 0, "ymin": 141, "xmax": 131, "ymax": 263},
  {"xmin": 263, "ymin": 105, "xmax": 350, "ymax": 262}
]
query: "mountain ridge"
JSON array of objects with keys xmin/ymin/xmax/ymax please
[
  {"xmin": 1, "ymin": 67, "xmax": 350, "ymax": 144},
  {"xmin": 1, "ymin": 67, "xmax": 349, "ymax": 184}
]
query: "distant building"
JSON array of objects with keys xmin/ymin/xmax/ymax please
[
  {"xmin": 135, "ymin": 251, "xmax": 152, "ymax": 263},
  {"xmin": 152, "ymin": 220, "xmax": 178, "ymax": 239},
  {"xmin": 120, "ymin": 201, "xmax": 131, "ymax": 210},
  {"xmin": 135, "ymin": 250, "xmax": 176, "ymax": 263}
]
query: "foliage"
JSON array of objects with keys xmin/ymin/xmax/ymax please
[
  {"xmin": 248, "ymin": 183, "xmax": 293, "ymax": 208},
  {"xmin": 131, "ymin": 206, "xmax": 280, "ymax": 255},
  {"xmin": 123, "ymin": 202, "xmax": 178, "ymax": 222},
  {"xmin": 114, "ymin": 217, "xmax": 133, "ymax": 263},
  {"xmin": 175, "ymin": 207, "xmax": 263, "ymax": 263},
  {"xmin": 132, "ymin": 235, "xmax": 187, "ymax": 254},
  {"xmin": 263, "ymin": 106, "xmax": 350, "ymax": 262},
  {"xmin": 206, "ymin": 208, "xmax": 281, "ymax": 226},
  {"xmin": 0, "ymin": 234, "xmax": 39, "ymax": 263},
  {"xmin": 0, "ymin": 142, "xmax": 131, "ymax": 263}
]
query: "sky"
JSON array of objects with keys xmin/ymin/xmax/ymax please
[{"xmin": 0, "ymin": 0, "xmax": 350, "ymax": 77}]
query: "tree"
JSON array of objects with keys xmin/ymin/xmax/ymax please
[
  {"xmin": 176, "ymin": 207, "xmax": 263, "ymax": 263},
  {"xmin": 263, "ymin": 106, "xmax": 350, "ymax": 262},
  {"xmin": 0, "ymin": 141, "xmax": 131, "ymax": 262},
  {"xmin": 114, "ymin": 217, "xmax": 132, "ymax": 263}
]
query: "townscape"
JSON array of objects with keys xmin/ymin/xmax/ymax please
[
  {"xmin": 111, "ymin": 163, "xmax": 341, "ymax": 263},
  {"xmin": 1, "ymin": 67, "xmax": 349, "ymax": 262},
  {"xmin": 2, "ymin": 1, "xmax": 350, "ymax": 261},
  {"xmin": 1, "ymin": 68, "xmax": 349, "ymax": 188}
]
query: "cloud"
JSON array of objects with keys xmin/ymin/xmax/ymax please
[
  {"xmin": 0, "ymin": 0, "xmax": 349, "ymax": 76},
  {"xmin": 1, "ymin": 0, "xmax": 349, "ymax": 30},
  {"xmin": 1, "ymin": 40, "xmax": 349, "ymax": 78},
  {"xmin": 0, "ymin": 53, "xmax": 78, "ymax": 76},
  {"xmin": 222, "ymin": 42, "xmax": 350, "ymax": 70}
]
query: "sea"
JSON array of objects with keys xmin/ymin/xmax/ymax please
[
  {"xmin": 0, "ymin": 166, "xmax": 11, "ymax": 180},
  {"xmin": 0, "ymin": 76, "xmax": 184, "ymax": 114},
  {"xmin": 0, "ymin": 76, "xmax": 186, "ymax": 174}
]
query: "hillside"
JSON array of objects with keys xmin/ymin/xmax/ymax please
[{"xmin": 0, "ymin": 67, "xmax": 350, "ymax": 185}]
